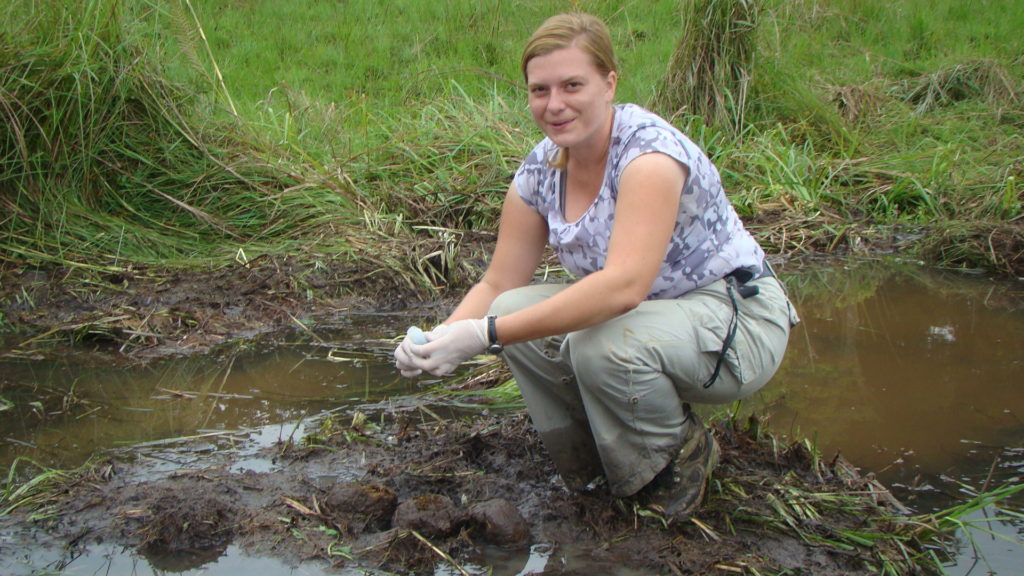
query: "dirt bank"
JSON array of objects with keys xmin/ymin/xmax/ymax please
[
  {"xmin": 0, "ymin": 254, "xmax": 421, "ymax": 362},
  {"xmin": 0, "ymin": 403, "xmax": 927, "ymax": 575},
  {"xmin": 2, "ymin": 216, "xmax": 1021, "ymax": 363}
]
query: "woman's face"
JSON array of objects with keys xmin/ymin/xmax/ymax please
[{"xmin": 525, "ymin": 44, "xmax": 617, "ymax": 154}]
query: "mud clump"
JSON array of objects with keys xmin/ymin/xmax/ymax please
[
  {"xmin": 323, "ymin": 482, "xmax": 398, "ymax": 532},
  {"xmin": 391, "ymin": 493, "xmax": 458, "ymax": 538},
  {"xmin": 467, "ymin": 498, "xmax": 529, "ymax": 545},
  {"xmin": 119, "ymin": 484, "xmax": 238, "ymax": 555}
]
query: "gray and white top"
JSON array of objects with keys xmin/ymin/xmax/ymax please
[{"xmin": 514, "ymin": 103, "xmax": 764, "ymax": 300}]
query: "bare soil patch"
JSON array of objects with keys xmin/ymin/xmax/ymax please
[
  {"xmin": 0, "ymin": 254, "xmax": 423, "ymax": 362},
  {"xmin": 1, "ymin": 407, "xmax": 924, "ymax": 575}
]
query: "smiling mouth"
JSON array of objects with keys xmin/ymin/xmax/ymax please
[{"xmin": 548, "ymin": 118, "xmax": 574, "ymax": 130}]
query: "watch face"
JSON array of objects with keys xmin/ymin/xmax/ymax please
[{"xmin": 488, "ymin": 343, "xmax": 504, "ymax": 354}]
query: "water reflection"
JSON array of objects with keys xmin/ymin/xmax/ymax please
[
  {"xmin": 745, "ymin": 259, "xmax": 1024, "ymax": 508},
  {"xmin": 1, "ymin": 259, "xmax": 1022, "ymax": 575}
]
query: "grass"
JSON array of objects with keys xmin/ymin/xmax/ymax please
[
  {"xmin": 1, "ymin": 0, "xmax": 360, "ymax": 270},
  {"xmin": 2, "ymin": 0, "xmax": 1021, "ymax": 284},
  {"xmin": 2, "ymin": 457, "xmax": 80, "ymax": 521}
]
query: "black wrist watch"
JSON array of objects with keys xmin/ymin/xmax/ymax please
[{"xmin": 486, "ymin": 315, "xmax": 503, "ymax": 354}]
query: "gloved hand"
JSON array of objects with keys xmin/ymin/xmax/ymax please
[
  {"xmin": 394, "ymin": 327, "xmax": 425, "ymax": 378},
  {"xmin": 394, "ymin": 324, "xmax": 452, "ymax": 378},
  {"xmin": 415, "ymin": 318, "xmax": 488, "ymax": 377}
]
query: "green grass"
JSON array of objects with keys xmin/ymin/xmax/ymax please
[
  {"xmin": 183, "ymin": 0, "xmax": 684, "ymax": 115},
  {"xmin": 1, "ymin": 0, "xmax": 363, "ymax": 270},
  {"xmin": 1, "ymin": 0, "xmax": 1022, "ymax": 282}
]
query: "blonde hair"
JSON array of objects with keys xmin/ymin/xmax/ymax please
[
  {"xmin": 521, "ymin": 13, "xmax": 618, "ymax": 169},
  {"xmin": 521, "ymin": 13, "xmax": 617, "ymax": 83}
]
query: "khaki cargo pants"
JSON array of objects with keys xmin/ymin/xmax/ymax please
[{"xmin": 489, "ymin": 275, "xmax": 799, "ymax": 497}]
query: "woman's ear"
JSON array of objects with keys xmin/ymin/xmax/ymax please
[{"xmin": 605, "ymin": 70, "xmax": 618, "ymax": 100}]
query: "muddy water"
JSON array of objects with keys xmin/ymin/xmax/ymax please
[
  {"xmin": 2, "ymin": 259, "xmax": 1022, "ymax": 575},
  {"xmin": 0, "ymin": 328, "xmax": 417, "ymax": 470}
]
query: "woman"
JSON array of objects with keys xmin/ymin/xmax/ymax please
[{"xmin": 395, "ymin": 12, "xmax": 798, "ymax": 520}]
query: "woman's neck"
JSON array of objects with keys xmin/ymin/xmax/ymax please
[{"xmin": 567, "ymin": 105, "xmax": 615, "ymax": 170}]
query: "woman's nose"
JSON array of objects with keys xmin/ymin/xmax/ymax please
[{"xmin": 547, "ymin": 89, "xmax": 565, "ymax": 112}]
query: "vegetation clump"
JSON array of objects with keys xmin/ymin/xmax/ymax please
[
  {"xmin": 3, "ymin": 0, "xmax": 1023, "ymax": 290},
  {"xmin": 0, "ymin": 0, "xmax": 358, "ymax": 269},
  {"xmin": 654, "ymin": 0, "xmax": 761, "ymax": 133}
]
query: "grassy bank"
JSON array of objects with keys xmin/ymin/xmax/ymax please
[{"xmin": 1, "ymin": 0, "xmax": 1021, "ymax": 290}]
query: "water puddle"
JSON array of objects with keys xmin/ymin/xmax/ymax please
[{"xmin": 2, "ymin": 259, "xmax": 1022, "ymax": 575}]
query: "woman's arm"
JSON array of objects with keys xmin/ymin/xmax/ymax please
[
  {"xmin": 444, "ymin": 182, "xmax": 550, "ymax": 323},
  {"xmin": 402, "ymin": 152, "xmax": 686, "ymax": 377},
  {"xmin": 493, "ymin": 152, "xmax": 687, "ymax": 345}
]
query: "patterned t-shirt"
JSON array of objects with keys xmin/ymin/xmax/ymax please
[{"xmin": 513, "ymin": 103, "xmax": 764, "ymax": 300}]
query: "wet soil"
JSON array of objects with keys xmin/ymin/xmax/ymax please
[
  {"xmin": 2, "ymin": 219, "xmax": 1021, "ymax": 363},
  {"xmin": 0, "ymin": 251, "xmax": 946, "ymax": 574},
  {"xmin": 0, "ymin": 253, "xmax": 428, "ymax": 362},
  {"xmin": 1, "ymin": 407, "xmax": 921, "ymax": 575}
]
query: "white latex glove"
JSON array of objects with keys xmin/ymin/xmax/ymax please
[
  {"xmin": 394, "ymin": 326, "xmax": 426, "ymax": 378},
  {"xmin": 415, "ymin": 318, "xmax": 488, "ymax": 377},
  {"xmin": 426, "ymin": 323, "xmax": 453, "ymax": 340},
  {"xmin": 394, "ymin": 324, "xmax": 453, "ymax": 378}
]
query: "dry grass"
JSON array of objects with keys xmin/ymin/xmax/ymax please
[
  {"xmin": 897, "ymin": 59, "xmax": 1019, "ymax": 114},
  {"xmin": 655, "ymin": 0, "xmax": 760, "ymax": 132}
]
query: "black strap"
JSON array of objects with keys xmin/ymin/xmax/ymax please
[
  {"xmin": 727, "ymin": 260, "xmax": 775, "ymax": 299},
  {"xmin": 702, "ymin": 276, "xmax": 741, "ymax": 389},
  {"xmin": 702, "ymin": 260, "xmax": 777, "ymax": 388}
]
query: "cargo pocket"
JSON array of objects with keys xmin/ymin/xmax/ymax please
[{"xmin": 694, "ymin": 304, "xmax": 747, "ymax": 387}]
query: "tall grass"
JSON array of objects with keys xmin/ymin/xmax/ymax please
[
  {"xmin": 0, "ymin": 0, "xmax": 358, "ymax": 269},
  {"xmin": 360, "ymin": 83, "xmax": 532, "ymax": 231},
  {"xmin": 654, "ymin": 0, "xmax": 760, "ymax": 133},
  {"xmin": 1, "ymin": 0, "xmax": 1022, "ymax": 282}
]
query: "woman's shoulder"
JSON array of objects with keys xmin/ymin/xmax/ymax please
[
  {"xmin": 615, "ymin": 104, "xmax": 685, "ymax": 137},
  {"xmin": 612, "ymin": 104, "xmax": 695, "ymax": 160},
  {"xmin": 526, "ymin": 136, "xmax": 558, "ymax": 160},
  {"xmin": 514, "ymin": 138, "xmax": 560, "ymax": 209}
]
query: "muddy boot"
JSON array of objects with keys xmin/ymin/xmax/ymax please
[{"xmin": 643, "ymin": 409, "xmax": 720, "ymax": 521}]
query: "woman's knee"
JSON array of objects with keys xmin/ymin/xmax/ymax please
[{"xmin": 566, "ymin": 326, "xmax": 648, "ymax": 389}]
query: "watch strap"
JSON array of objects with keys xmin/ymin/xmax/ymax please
[{"xmin": 486, "ymin": 315, "xmax": 503, "ymax": 353}]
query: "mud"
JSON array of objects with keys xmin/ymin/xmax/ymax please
[
  {"xmin": 0, "ymin": 253, "xmax": 947, "ymax": 574},
  {"xmin": 0, "ymin": 405, "xmax": 926, "ymax": 575},
  {"xmin": 0, "ymin": 254, "xmax": 425, "ymax": 361}
]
